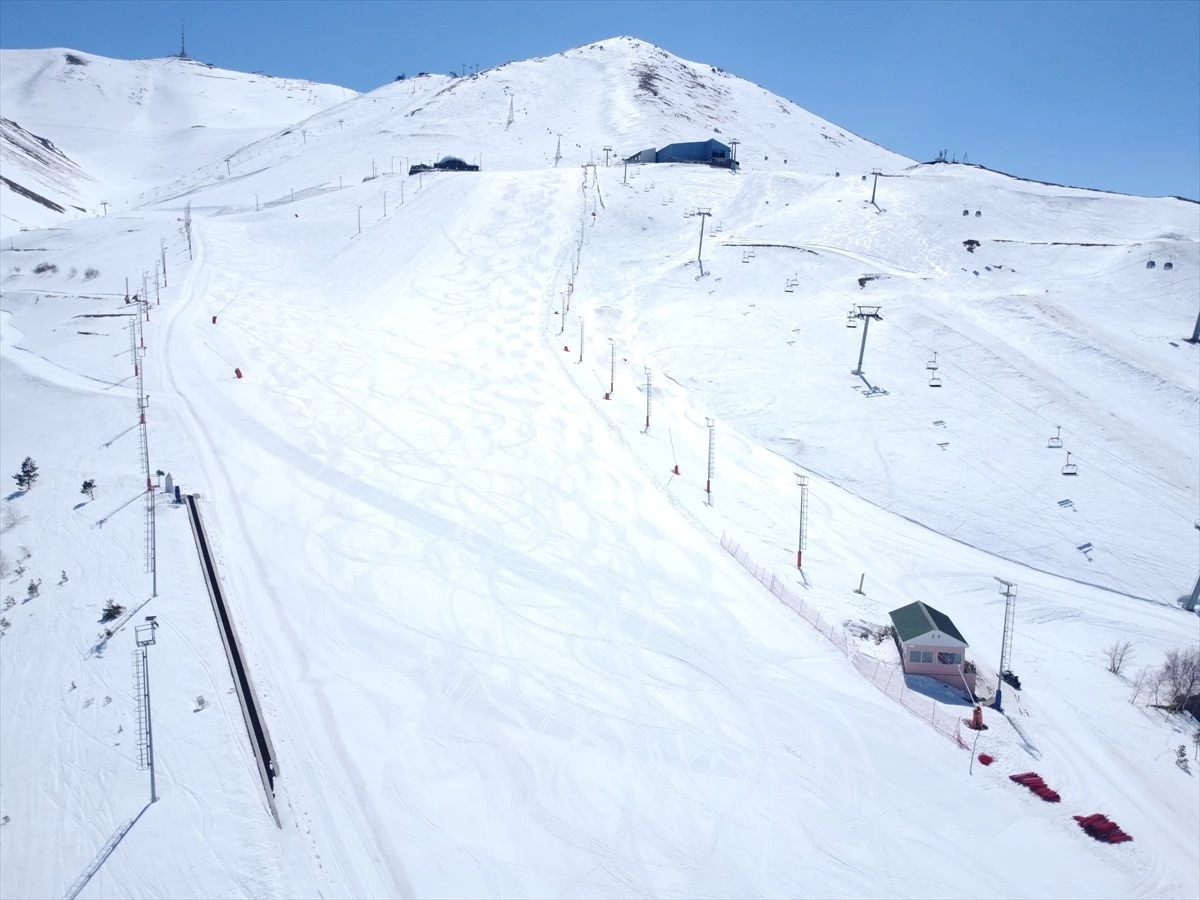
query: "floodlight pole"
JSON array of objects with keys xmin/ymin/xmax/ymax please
[
  {"xmin": 1186, "ymin": 522, "xmax": 1200, "ymax": 611},
  {"xmin": 795, "ymin": 473, "xmax": 810, "ymax": 567},
  {"xmin": 705, "ymin": 418, "xmax": 715, "ymax": 503},
  {"xmin": 135, "ymin": 617, "xmax": 160, "ymax": 804},
  {"xmin": 852, "ymin": 306, "xmax": 883, "ymax": 375},
  {"xmin": 644, "ymin": 367, "xmax": 652, "ymax": 430},
  {"xmin": 607, "ymin": 338, "xmax": 615, "ymax": 397}
]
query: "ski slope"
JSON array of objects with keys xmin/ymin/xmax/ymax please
[{"xmin": 1, "ymin": 36, "xmax": 1197, "ymax": 900}]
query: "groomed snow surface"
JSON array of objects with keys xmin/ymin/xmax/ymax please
[{"xmin": 1, "ymin": 37, "xmax": 1198, "ymax": 899}]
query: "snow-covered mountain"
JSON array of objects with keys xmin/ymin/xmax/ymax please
[
  {"xmin": 0, "ymin": 48, "xmax": 354, "ymax": 233},
  {"xmin": 1, "ymin": 36, "xmax": 1197, "ymax": 900}
]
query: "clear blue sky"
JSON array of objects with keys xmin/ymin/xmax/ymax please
[{"xmin": 3, "ymin": 0, "xmax": 1198, "ymax": 199}]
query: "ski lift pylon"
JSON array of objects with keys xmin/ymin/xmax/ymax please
[
  {"xmin": 1047, "ymin": 425, "xmax": 1063, "ymax": 449},
  {"xmin": 1061, "ymin": 452, "xmax": 1078, "ymax": 476}
]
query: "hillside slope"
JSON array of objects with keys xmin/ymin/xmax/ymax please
[
  {"xmin": 0, "ymin": 48, "xmax": 354, "ymax": 234},
  {"xmin": 1, "ymin": 36, "xmax": 1197, "ymax": 900}
]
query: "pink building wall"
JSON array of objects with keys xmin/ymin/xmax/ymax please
[{"xmin": 902, "ymin": 642, "xmax": 976, "ymax": 694}]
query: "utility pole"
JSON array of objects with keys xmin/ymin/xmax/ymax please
[
  {"xmin": 160, "ymin": 238, "xmax": 167, "ymax": 287},
  {"xmin": 851, "ymin": 306, "xmax": 883, "ymax": 375},
  {"xmin": 696, "ymin": 208, "xmax": 712, "ymax": 262},
  {"xmin": 795, "ymin": 474, "xmax": 810, "ymax": 567},
  {"xmin": 870, "ymin": 168, "xmax": 882, "ymax": 206},
  {"xmin": 994, "ymin": 577, "xmax": 1018, "ymax": 712}
]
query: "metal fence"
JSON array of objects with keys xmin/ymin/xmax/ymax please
[{"xmin": 720, "ymin": 533, "xmax": 968, "ymax": 749}]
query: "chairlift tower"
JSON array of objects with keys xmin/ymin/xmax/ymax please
[
  {"xmin": 851, "ymin": 306, "xmax": 883, "ymax": 375},
  {"xmin": 602, "ymin": 146, "xmax": 612, "ymax": 167},
  {"xmin": 506, "ymin": 96, "xmax": 514, "ymax": 130},
  {"xmin": 869, "ymin": 168, "xmax": 882, "ymax": 206},
  {"xmin": 994, "ymin": 578, "xmax": 1017, "ymax": 711},
  {"xmin": 554, "ymin": 134, "xmax": 562, "ymax": 167},
  {"xmin": 695, "ymin": 208, "xmax": 712, "ymax": 262}
]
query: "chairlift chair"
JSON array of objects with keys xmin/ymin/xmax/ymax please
[
  {"xmin": 846, "ymin": 308, "xmax": 858, "ymax": 328},
  {"xmin": 742, "ymin": 251, "xmax": 751, "ymax": 264},
  {"xmin": 928, "ymin": 373, "xmax": 942, "ymax": 388},
  {"xmin": 1164, "ymin": 261, "xmax": 1174, "ymax": 271},
  {"xmin": 1146, "ymin": 260, "xmax": 1156, "ymax": 269},
  {"xmin": 926, "ymin": 351, "xmax": 939, "ymax": 371},
  {"xmin": 1061, "ymin": 452, "xmax": 1078, "ymax": 476},
  {"xmin": 784, "ymin": 280, "xmax": 794, "ymax": 293},
  {"xmin": 1047, "ymin": 425, "xmax": 1063, "ymax": 449}
]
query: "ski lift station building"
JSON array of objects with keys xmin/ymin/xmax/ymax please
[
  {"xmin": 624, "ymin": 138, "xmax": 738, "ymax": 170},
  {"xmin": 888, "ymin": 601, "xmax": 977, "ymax": 695}
]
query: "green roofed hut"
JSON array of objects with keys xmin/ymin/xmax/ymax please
[{"xmin": 888, "ymin": 601, "xmax": 976, "ymax": 695}]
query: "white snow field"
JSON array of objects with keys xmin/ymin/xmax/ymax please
[{"xmin": 1, "ymin": 36, "xmax": 1198, "ymax": 899}]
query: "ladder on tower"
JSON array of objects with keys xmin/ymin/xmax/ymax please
[
  {"xmin": 998, "ymin": 586, "xmax": 1017, "ymax": 676},
  {"xmin": 132, "ymin": 650, "xmax": 150, "ymax": 770}
]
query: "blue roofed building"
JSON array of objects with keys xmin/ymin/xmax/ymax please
[{"xmin": 624, "ymin": 138, "xmax": 738, "ymax": 170}]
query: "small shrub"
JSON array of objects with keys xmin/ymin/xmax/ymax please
[
  {"xmin": 1106, "ymin": 640, "xmax": 1134, "ymax": 675},
  {"xmin": 963, "ymin": 240, "xmax": 980, "ymax": 253},
  {"xmin": 81, "ymin": 479, "xmax": 96, "ymax": 500},
  {"xmin": 0, "ymin": 552, "xmax": 8, "ymax": 579},
  {"xmin": 83, "ymin": 267, "xmax": 100, "ymax": 280},
  {"xmin": 100, "ymin": 599, "xmax": 125, "ymax": 622},
  {"xmin": 26, "ymin": 580, "xmax": 39, "ymax": 600},
  {"xmin": 32, "ymin": 262, "xmax": 58, "ymax": 275}
]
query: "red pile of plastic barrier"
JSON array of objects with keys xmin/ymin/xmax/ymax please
[
  {"xmin": 1074, "ymin": 813, "xmax": 1133, "ymax": 843},
  {"xmin": 1009, "ymin": 771, "xmax": 1061, "ymax": 802},
  {"xmin": 977, "ymin": 753, "xmax": 995, "ymax": 766}
]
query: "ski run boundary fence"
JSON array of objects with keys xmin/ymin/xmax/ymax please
[{"xmin": 720, "ymin": 533, "xmax": 968, "ymax": 750}]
